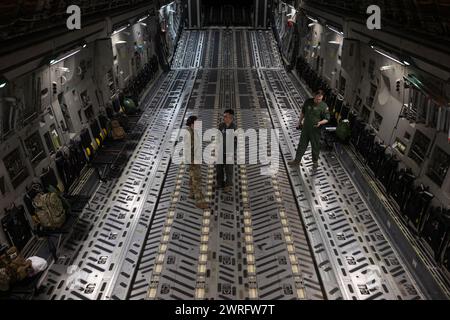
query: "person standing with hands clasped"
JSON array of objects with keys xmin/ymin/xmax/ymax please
[
  {"xmin": 217, "ymin": 109, "xmax": 236, "ymax": 193},
  {"xmin": 186, "ymin": 116, "xmax": 209, "ymax": 209},
  {"xmin": 288, "ymin": 90, "xmax": 330, "ymax": 169}
]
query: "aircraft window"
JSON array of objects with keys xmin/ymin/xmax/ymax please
[
  {"xmin": 372, "ymin": 111, "xmax": 383, "ymax": 131},
  {"xmin": 3, "ymin": 147, "xmax": 29, "ymax": 189},
  {"xmin": 24, "ymin": 131, "xmax": 46, "ymax": 167},
  {"xmin": 426, "ymin": 146, "xmax": 450, "ymax": 187},
  {"xmin": 408, "ymin": 130, "xmax": 430, "ymax": 165}
]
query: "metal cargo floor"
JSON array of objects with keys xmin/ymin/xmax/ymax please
[{"xmin": 34, "ymin": 29, "xmax": 447, "ymax": 300}]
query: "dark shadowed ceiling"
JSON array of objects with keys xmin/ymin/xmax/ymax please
[
  {"xmin": 302, "ymin": 0, "xmax": 450, "ymax": 38},
  {"xmin": 1, "ymin": 0, "xmax": 449, "ymax": 42},
  {"xmin": 0, "ymin": 0, "xmax": 154, "ymax": 43}
]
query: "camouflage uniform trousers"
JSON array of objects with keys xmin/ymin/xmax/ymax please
[{"xmin": 189, "ymin": 164, "xmax": 205, "ymax": 204}]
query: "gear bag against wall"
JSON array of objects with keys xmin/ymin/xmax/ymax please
[
  {"xmin": 336, "ymin": 119, "xmax": 351, "ymax": 143},
  {"xmin": 0, "ymin": 246, "xmax": 33, "ymax": 289},
  {"xmin": 111, "ymin": 120, "xmax": 126, "ymax": 140},
  {"xmin": 421, "ymin": 206, "xmax": 450, "ymax": 260},
  {"xmin": 1, "ymin": 205, "xmax": 33, "ymax": 251},
  {"xmin": 32, "ymin": 192, "xmax": 66, "ymax": 229}
]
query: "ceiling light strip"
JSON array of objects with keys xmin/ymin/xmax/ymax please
[
  {"xmin": 112, "ymin": 24, "xmax": 130, "ymax": 35},
  {"xmin": 372, "ymin": 46, "xmax": 405, "ymax": 65},
  {"xmin": 326, "ymin": 24, "xmax": 344, "ymax": 35},
  {"xmin": 50, "ymin": 49, "xmax": 81, "ymax": 65}
]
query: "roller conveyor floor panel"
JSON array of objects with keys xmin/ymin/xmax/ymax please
[{"xmin": 34, "ymin": 29, "xmax": 448, "ymax": 300}]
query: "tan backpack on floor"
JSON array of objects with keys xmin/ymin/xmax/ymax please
[
  {"xmin": 32, "ymin": 193, "xmax": 66, "ymax": 229},
  {"xmin": 111, "ymin": 120, "xmax": 126, "ymax": 140}
]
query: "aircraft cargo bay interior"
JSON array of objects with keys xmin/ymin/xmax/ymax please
[{"xmin": 0, "ymin": 0, "xmax": 449, "ymax": 302}]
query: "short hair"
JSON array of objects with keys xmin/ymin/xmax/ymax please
[
  {"xmin": 186, "ymin": 115, "xmax": 198, "ymax": 126},
  {"xmin": 224, "ymin": 109, "xmax": 234, "ymax": 116},
  {"xmin": 314, "ymin": 89, "xmax": 324, "ymax": 96}
]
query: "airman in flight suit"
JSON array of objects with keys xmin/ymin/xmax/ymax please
[{"xmin": 288, "ymin": 90, "xmax": 330, "ymax": 168}]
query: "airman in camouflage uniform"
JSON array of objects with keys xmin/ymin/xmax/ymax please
[{"xmin": 186, "ymin": 116, "xmax": 209, "ymax": 209}]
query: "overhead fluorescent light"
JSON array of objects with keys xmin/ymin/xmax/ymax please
[
  {"xmin": 112, "ymin": 24, "xmax": 130, "ymax": 35},
  {"xmin": 380, "ymin": 65, "xmax": 395, "ymax": 71},
  {"xmin": 138, "ymin": 15, "xmax": 149, "ymax": 22},
  {"xmin": 326, "ymin": 25, "xmax": 343, "ymax": 35},
  {"xmin": 0, "ymin": 75, "xmax": 7, "ymax": 89},
  {"xmin": 82, "ymin": 43, "xmax": 87, "ymax": 48},
  {"xmin": 50, "ymin": 49, "xmax": 81, "ymax": 65},
  {"xmin": 306, "ymin": 15, "xmax": 318, "ymax": 23},
  {"xmin": 140, "ymin": 22, "xmax": 147, "ymax": 26},
  {"xmin": 328, "ymin": 40, "xmax": 341, "ymax": 44},
  {"xmin": 403, "ymin": 60, "xmax": 410, "ymax": 66},
  {"xmin": 372, "ymin": 46, "xmax": 405, "ymax": 65},
  {"xmin": 57, "ymin": 67, "xmax": 70, "ymax": 72},
  {"xmin": 308, "ymin": 22, "xmax": 316, "ymax": 27}
]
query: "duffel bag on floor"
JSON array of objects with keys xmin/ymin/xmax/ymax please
[
  {"xmin": 336, "ymin": 119, "xmax": 351, "ymax": 143},
  {"xmin": 33, "ymin": 193, "xmax": 66, "ymax": 229}
]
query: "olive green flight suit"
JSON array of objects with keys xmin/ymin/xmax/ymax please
[
  {"xmin": 293, "ymin": 98, "xmax": 330, "ymax": 163},
  {"xmin": 187, "ymin": 127, "xmax": 205, "ymax": 205}
]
